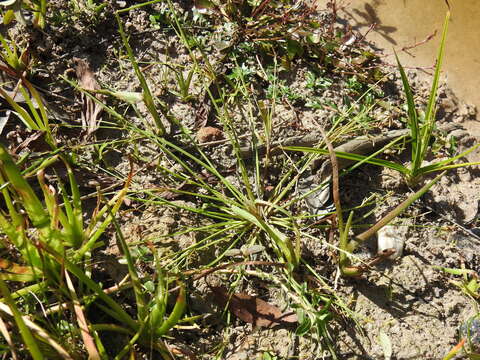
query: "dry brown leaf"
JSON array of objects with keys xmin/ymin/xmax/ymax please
[
  {"xmin": 211, "ymin": 286, "xmax": 298, "ymax": 328},
  {"xmin": 73, "ymin": 57, "xmax": 103, "ymax": 139}
]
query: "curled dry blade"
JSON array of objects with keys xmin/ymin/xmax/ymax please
[{"xmin": 73, "ymin": 57, "xmax": 103, "ymax": 139}]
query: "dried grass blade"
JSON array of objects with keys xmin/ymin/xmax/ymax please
[
  {"xmin": 74, "ymin": 58, "xmax": 103, "ymax": 139},
  {"xmin": 0, "ymin": 314, "xmax": 18, "ymax": 360},
  {"xmin": 64, "ymin": 270, "xmax": 101, "ymax": 360}
]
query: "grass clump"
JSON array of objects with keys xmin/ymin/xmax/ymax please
[{"xmin": 0, "ymin": 147, "xmax": 187, "ymax": 357}]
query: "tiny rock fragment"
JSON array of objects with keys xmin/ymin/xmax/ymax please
[{"xmin": 196, "ymin": 126, "xmax": 223, "ymax": 143}]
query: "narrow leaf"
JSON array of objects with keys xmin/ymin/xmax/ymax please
[
  {"xmin": 395, "ymin": 51, "xmax": 419, "ymax": 167},
  {"xmin": 64, "ymin": 270, "xmax": 101, "ymax": 360}
]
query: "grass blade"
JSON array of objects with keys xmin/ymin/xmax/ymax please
[
  {"xmin": 115, "ymin": 2, "xmax": 173, "ymax": 134},
  {"xmin": 110, "ymin": 214, "xmax": 147, "ymax": 320},
  {"xmin": 0, "ymin": 315, "xmax": 18, "ymax": 360},
  {"xmin": 418, "ymin": 11, "xmax": 450, "ymax": 173},
  {"xmin": 418, "ymin": 141, "xmax": 480, "ymax": 175},
  {"xmin": 156, "ymin": 282, "xmax": 186, "ymax": 336},
  {"xmin": 0, "ymin": 86, "xmax": 38, "ymax": 129},
  {"xmin": 355, "ymin": 171, "xmax": 445, "ymax": 242},
  {"xmin": 0, "ymin": 301, "xmax": 72, "ymax": 359},
  {"xmin": 64, "ymin": 270, "xmax": 101, "ymax": 360},
  {"xmin": 283, "ymin": 146, "xmax": 409, "ymax": 175},
  {"xmin": 50, "ymin": 249, "xmax": 138, "ymax": 330},
  {"xmin": 395, "ymin": 51, "xmax": 419, "ymax": 170}
]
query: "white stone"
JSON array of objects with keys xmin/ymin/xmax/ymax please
[{"xmin": 377, "ymin": 224, "xmax": 407, "ymax": 260}]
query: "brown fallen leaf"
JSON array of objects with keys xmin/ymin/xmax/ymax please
[
  {"xmin": 210, "ymin": 285, "xmax": 297, "ymax": 328},
  {"xmin": 73, "ymin": 57, "xmax": 103, "ymax": 140},
  {"xmin": 196, "ymin": 126, "xmax": 223, "ymax": 143}
]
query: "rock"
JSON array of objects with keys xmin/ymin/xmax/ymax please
[{"xmin": 377, "ymin": 224, "xmax": 407, "ymax": 260}]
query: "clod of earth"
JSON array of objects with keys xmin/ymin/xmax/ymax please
[{"xmin": 196, "ymin": 126, "xmax": 224, "ymax": 143}]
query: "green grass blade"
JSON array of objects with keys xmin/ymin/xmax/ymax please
[
  {"xmin": 76, "ymin": 176, "xmax": 130, "ymax": 260},
  {"xmin": 19, "ymin": 86, "xmax": 43, "ymax": 128},
  {"xmin": 61, "ymin": 76, "xmax": 126, "ymax": 122},
  {"xmin": 156, "ymin": 283, "xmax": 187, "ymax": 336},
  {"xmin": 230, "ymin": 205, "xmax": 294, "ymax": 263},
  {"xmin": 0, "ymin": 87, "xmax": 38, "ymax": 130},
  {"xmin": 0, "ymin": 145, "xmax": 63, "ymax": 266},
  {"xmin": 395, "ymin": 51, "xmax": 419, "ymax": 167},
  {"xmin": 149, "ymin": 264, "xmax": 167, "ymax": 333},
  {"xmin": 0, "ymin": 211, "xmax": 35, "ymax": 267},
  {"xmin": 23, "ymin": 80, "xmax": 53, "ymax": 147},
  {"xmin": 110, "ymin": 214, "xmax": 147, "ymax": 320},
  {"xmin": 0, "ymin": 145, "xmax": 47, "ymax": 225},
  {"xmin": 0, "ymin": 33, "xmax": 18, "ymax": 69},
  {"xmin": 283, "ymin": 146, "xmax": 410, "ymax": 175},
  {"xmin": 418, "ymin": 11, "xmax": 450, "ymax": 171},
  {"xmin": 36, "ymin": 171, "xmax": 72, "ymax": 246},
  {"xmin": 115, "ymin": 6, "xmax": 171, "ymax": 134},
  {"xmin": 421, "ymin": 161, "xmax": 480, "ymax": 173},
  {"xmin": 355, "ymin": 170, "xmax": 445, "ymax": 242},
  {"xmin": 0, "ymin": 171, "xmax": 23, "ymax": 227},
  {"xmin": 64, "ymin": 161, "xmax": 84, "ymax": 248},
  {"xmin": 417, "ymin": 140, "xmax": 480, "ymax": 176},
  {"xmin": 156, "ymin": 137, "xmax": 247, "ymax": 204},
  {"xmin": 50, "ymin": 251, "xmax": 138, "ymax": 330}
]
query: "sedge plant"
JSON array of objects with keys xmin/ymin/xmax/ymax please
[
  {"xmin": 119, "ymin": 49, "xmax": 368, "ymax": 356},
  {"xmin": 284, "ymin": 11, "xmax": 480, "ymax": 275},
  {"xmin": 58, "ymin": 3, "xmax": 396, "ymax": 356},
  {"xmin": 285, "ymin": 11, "xmax": 480, "ymax": 187},
  {"xmin": 0, "ymin": 145, "xmax": 187, "ymax": 358}
]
